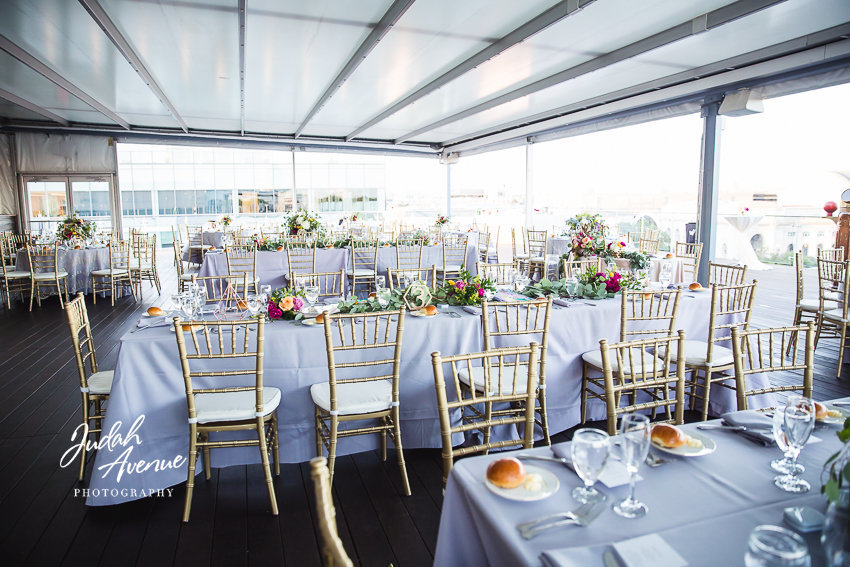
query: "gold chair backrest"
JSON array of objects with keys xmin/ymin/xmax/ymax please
[
  {"xmin": 441, "ymin": 235, "xmax": 468, "ymax": 269},
  {"xmin": 290, "ymin": 270, "xmax": 344, "ymax": 299},
  {"xmin": 674, "ymin": 242, "xmax": 702, "ymax": 282},
  {"xmin": 562, "ymin": 256, "xmax": 602, "ymax": 278},
  {"xmin": 387, "ymin": 265, "xmax": 437, "ymax": 290},
  {"xmin": 286, "ymin": 239, "xmax": 317, "ymax": 274},
  {"xmin": 793, "ymin": 252, "xmax": 804, "ymax": 304},
  {"xmin": 108, "ymin": 240, "xmax": 132, "ymax": 272},
  {"xmin": 173, "ymin": 241, "xmax": 185, "ymax": 279},
  {"xmin": 705, "ymin": 281, "xmax": 757, "ymax": 364},
  {"xmin": 708, "ymin": 261, "xmax": 748, "ymax": 287},
  {"xmin": 818, "ymin": 247, "xmax": 845, "ymax": 262},
  {"xmin": 309, "ymin": 457, "xmax": 354, "ymax": 567},
  {"xmin": 481, "ymin": 297, "xmax": 551, "ymax": 386},
  {"xmin": 395, "ymin": 238, "xmax": 423, "ymax": 270},
  {"xmin": 431, "ymin": 343, "xmax": 539, "ymax": 485},
  {"xmin": 65, "ymin": 293, "xmax": 98, "ymax": 389},
  {"xmin": 321, "ymin": 310, "xmax": 405, "ymax": 416},
  {"xmin": 526, "ymin": 229, "xmax": 547, "ymax": 258},
  {"xmin": 226, "ymin": 243, "xmax": 257, "ymax": 280},
  {"xmin": 193, "ymin": 273, "xmax": 248, "ymax": 305},
  {"xmin": 0, "ymin": 237, "xmax": 16, "ymax": 275},
  {"xmin": 817, "ymin": 258, "xmax": 849, "ymax": 317},
  {"xmin": 350, "ymin": 239, "xmax": 378, "ymax": 272},
  {"xmin": 620, "ymin": 289, "xmax": 681, "ymax": 342},
  {"xmin": 476, "ymin": 261, "xmax": 517, "ymax": 285},
  {"xmin": 26, "ymin": 243, "xmax": 59, "ymax": 275},
  {"xmin": 638, "ymin": 229, "xmax": 660, "ymax": 255}
]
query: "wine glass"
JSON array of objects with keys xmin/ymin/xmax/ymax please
[
  {"xmin": 304, "ymin": 285, "xmax": 319, "ymax": 306},
  {"xmin": 570, "ymin": 428, "xmax": 610, "ymax": 504},
  {"xmin": 181, "ymin": 294, "xmax": 198, "ymax": 320},
  {"xmin": 774, "ymin": 395, "xmax": 815, "ymax": 493},
  {"xmin": 745, "ymin": 525, "xmax": 810, "ymax": 567},
  {"xmin": 565, "ymin": 276, "xmax": 578, "ymax": 299},
  {"xmin": 771, "ymin": 406, "xmax": 803, "ymax": 475},
  {"xmin": 293, "ymin": 276, "xmax": 305, "ymax": 293},
  {"xmin": 245, "ymin": 294, "xmax": 260, "ymax": 317},
  {"xmin": 375, "ymin": 276, "xmax": 386, "ymax": 293},
  {"xmin": 659, "ymin": 262, "xmax": 672, "ymax": 289},
  {"xmin": 612, "ymin": 413, "xmax": 651, "ymax": 518}
]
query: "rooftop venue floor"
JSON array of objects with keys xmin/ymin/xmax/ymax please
[{"xmin": 0, "ymin": 257, "xmax": 845, "ymax": 567}]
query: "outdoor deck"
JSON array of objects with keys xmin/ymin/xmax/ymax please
[{"xmin": 0, "ymin": 258, "xmax": 845, "ymax": 567}]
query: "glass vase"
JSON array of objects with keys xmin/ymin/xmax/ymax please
[{"xmin": 822, "ymin": 487, "xmax": 850, "ymax": 567}]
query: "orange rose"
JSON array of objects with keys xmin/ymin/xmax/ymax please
[{"xmin": 279, "ymin": 296, "xmax": 294, "ymax": 311}]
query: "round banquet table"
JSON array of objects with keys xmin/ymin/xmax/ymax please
[
  {"xmin": 86, "ymin": 291, "xmax": 773, "ymax": 506},
  {"xmin": 181, "ymin": 231, "xmax": 228, "ymax": 262},
  {"xmin": 15, "ymin": 245, "xmax": 112, "ymax": 295}
]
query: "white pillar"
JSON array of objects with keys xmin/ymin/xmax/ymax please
[
  {"xmin": 697, "ymin": 100, "xmax": 722, "ymax": 283},
  {"xmin": 525, "ymin": 141, "xmax": 533, "ymax": 228},
  {"xmin": 446, "ymin": 162, "xmax": 452, "ymax": 218}
]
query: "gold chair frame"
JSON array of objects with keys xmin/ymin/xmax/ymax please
[
  {"xmin": 226, "ymin": 243, "xmax": 259, "ymax": 295},
  {"xmin": 309, "ymin": 457, "xmax": 354, "ymax": 567},
  {"xmin": 347, "ymin": 239, "xmax": 379, "ymax": 295},
  {"xmin": 525, "ymin": 229, "xmax": 548, "ymax": 279},
  {"xmin": 435, "ymin": 234, "xmax": 469, "ymax": 286},
  {"xmin": 91, "ymin": 240, "xmax": 138, "ymax": 307},
  {"xmin": 674, "ymin": 241, "xmax": 703, "ymax": 283},
  {"xmin": 475, "ymin": 261, "xmax": 518, "ymax": 285},
  {"xmin": 562, "ymin": 257, "xmax": 603, "ymax": 279},
  {"xmin": 131, "ymin": 232, "xmax": 161, "ymax": 299},
  {"xmin": 814, "ymin": 258, "xmax": 849, "ymax": 377},
  {"xmin": 290, "ymin": 270, "xmax": 345, "ymax": 299},
  {"xmin": 27, "ymin": 243, "xmax": 70, "ymax": 310},
  {"xmin": 0, "ymin": 237, "xmax": 29, "ymax": 309},
  {"xmin": 708, "ymin": 261, "xmax": 748, "ymax": 287}
]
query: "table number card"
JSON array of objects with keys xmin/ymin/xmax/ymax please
[{"xmin": 612, "ymin": 534, "xmax": 688, "ymax": 567}]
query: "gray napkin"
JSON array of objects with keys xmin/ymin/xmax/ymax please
[
  {"xmin": 462, "ymin": 306, "xmax": 481, "ymax": 315},
  {"xmin": 721, "ymin": 410, "xmax": 775, "ymax": 445},
  {"xmin": 553, "ymin": 298, "xmax": 571, "ymax": 307},
  {"xmin": 540, "ymin": 547, "xmax": 602, "ymax": 567},
  {"xmin": 137, "ymin": 316, "xmax": 170, "ymax": 328}
]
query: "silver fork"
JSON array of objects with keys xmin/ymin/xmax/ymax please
[{"xmin": 517, "ymin": 502, "xmax": 604, "ymax": 539}]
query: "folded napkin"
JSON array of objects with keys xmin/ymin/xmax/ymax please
[
  {"xmin": 552, "ymin": 298, "xmax": 571, "ymax": 307},
  {"xmin": 552, "ymin": 443, "xmax": 639, "ymax": 488},
  {"xmin": 136, "ymin": 316, "xmax": 170, "ymax": 328},
  {"xmin": 721, "ymin": 410, "xmax": 775, "ymax": 445},
  {"xmin": 462, "ymin": 306, "xmax": 481, "ymax": 315},
  {"xmin": 540, "ymin": 547, "xmax": 602, "ymax": 567},
  {"xmin": 613, "ymin": 534, "xmax": 688, "ymax": 567}
]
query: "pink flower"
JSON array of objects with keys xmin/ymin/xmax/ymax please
[
  {"xmin": 268, "ymin": 304, "xmax": 283, "ymax": 320},
  {"xmin": 582, "ymin": 237, "xmax": 591, "ymax": 245},
  {"xmin": 292, "ymin": 297, "xmax": 304, "ymax": 311},
  {"xmin": 478, "ymin": 288, "xmax": 485, "ymax": 297},
  {"xmin": 455, "ymin": 281, "xmax": 465, "ymax": 290}
]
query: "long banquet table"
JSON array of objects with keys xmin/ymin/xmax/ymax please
[
  {"xmin": 86, "ymin": 292, "xmax": 771, "ymax": 505},
  {"xmin": 433, "ymin": 415, "xmax": 838, "ymax": 567}
]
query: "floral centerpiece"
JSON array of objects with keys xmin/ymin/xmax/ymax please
[
  {"xmin": 565, "ymin": 213, "xmax": 608, "ymax": 258},
  {"xmin": 574, "ymin": 267, "xmax": 645, "ymax": 299},
  {"xmin": 433, "ymin": 267, "xmax": 495, "ymax": 306},
  {"xmin": 220, "ymin": 215, "xmax": 232, "ymax": 227},
  {"xmin": 435, "ymin": 215, "xmax": 449, "ymax": 227},
  {"xmin": 57, "ymin": 216, "xmax": 96, "ymax": 243},
  {"xmin": 266, "ymin": 287, "xmax": 307, "ymax": 320},
  {"xmin": 284, "ymin": 209, "xmax": 323, "ymax": 235},
  {"xmin": 350, "ymin": 213, "xmax": 358, "ymax": 223}
]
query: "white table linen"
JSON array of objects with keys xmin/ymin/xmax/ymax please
[{"xmin": 15, "ymin": 246, "xmax": 112, "ymax": 294}]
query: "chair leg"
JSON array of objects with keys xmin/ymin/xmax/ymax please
[
  {"xmin": 700, "ymin": 370, "xmax": 713, "ymax": 422},
  {"xmin": 786, "ymin": 308, "xmax": 802, "ymax": 357},
  {"xmin": 482, "ymin": 401, "xmax": 493, "ymax": 455},
  {"xmin": 392, "ymin": 406, "xmax": 411, "ymax": 496},
  {"xmin": 271, "ymin": 414, "xmax": 280, "ymax": 476},
  {"xmin": 110, "ymin": 278, "xmax": 116, "ymax": 307},
  {"xmin": 256, "ymin": 417, "xmax": 278, "ymax": 516},
  {"xmin": 580, "ymin": 364, "xmax": 589, "ymax": 424},
  {"xmin": 838, "ymin": 325, "xmax": 848, "ymax": 379},
  {"xmin": 814, "ymin": 314, "xmax": 824, "ymax": 351},
  {"xmin": 327, "ymin": 417, "xmax": 338, "ymax": 487},
  {"xmin": 183, "ymin": 427, "xmax": 199, "ymax": 523},
  {"xmin": 380, "ymin": 416, "xmax": 387, "ymax": 461},
  {"xmin": 29, "ymin": 280, "xmax": 35, "ymax": 311},
  {"xmin": 92, "ymin": 275, "xmax": 97, "ymax": 304},
  {"xmin": 201, "ymin": 432, "xmax": 211, "ymax": 480},
  {"xmin": 315, "ymin": 408, "xmax": 323, "ymax": 457},
  {"xmin": 537, "ymin": 390, "xmax": 550, "ymax": 446}
]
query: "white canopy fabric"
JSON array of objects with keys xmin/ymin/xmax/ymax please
[{"xmin": 0, "ymin": 0, "xmax": 847, "ymax": 157}]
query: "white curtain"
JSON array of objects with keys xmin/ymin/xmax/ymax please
[
  {"xmin": 15, "ymin": 132, "xmax": 116, "ymax": 173},
  {"xmin": 0, "ymin": 134, "xmax": 16, "ymax": 216}
]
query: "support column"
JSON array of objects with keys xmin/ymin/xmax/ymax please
[
  {"xmin": 445, "ymin": 162, "xmax": 452, "ymax": 218},
  {"xmin": 696, "ymin": 100, "xmax": 722, "ymax": 284},
  {"xmin": 525, "ymin": 141, "xmax": 533, "ymax": 228}
]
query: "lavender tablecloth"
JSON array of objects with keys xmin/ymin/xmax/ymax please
[{"xmin": 15, "ymin": 246, "xmax": 111, "ymax": 294}]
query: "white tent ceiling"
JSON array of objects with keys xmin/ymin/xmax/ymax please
[{"xmin": 0, "ymin": 0, "xmax": 848, "ymax": 157}]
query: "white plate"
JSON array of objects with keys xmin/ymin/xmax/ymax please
[
  {"xmin": 484, "ymin": 464, "xmax": 559, "ymax": 502},
  {"xmin": 410, "ymin": 309, "xmax": 438, "ymax": 318},
  {"xmin": 301, "ymin": 318, "xmax": 321, "ymax": 326},
  {"xmin": 652, "ymin": 430, "xmax": 716, "ymax": 457},
  {"xmin": 820, "ymin": 405, "xmax": 850, "ymax": 425},
  {"xmin": 169, "ymin": 325, "xmax": 204, "ymax": 333}
]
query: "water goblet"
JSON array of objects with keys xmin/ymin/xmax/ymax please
[
  {"xmin": 259, "ymin": 285, "xmax": 272, "ymax": 306},
  {"xmin": 745, "ymin": 525, "xmax": 810, "ymax": 567},
  {"xmin": 570, "ymin": 428, "xmax": 610, "ymax": 504},
  {"xmin": 375, "ymin": 276, "xmax": 386, "ymax": 293},
  {"xmin": 181, "ymin": 295, "xmax": 198, "ymax": 320},
  {"xmin": 771, "ymin": 406, "xmax": 803, "ymax": 475},
  {"xmin": 774, "ymin": 395, "xmax": 815, "ymax": 493},
  {"xmin": 304, "ymin": 285, "xmax": 319, "ymax": 306},
  {"xmin": 659, "ymin": 262, "xmax": 672, "ymax": 289},
  {"xmin": 245, "ymin": 294, "xmax": 260, "ymax": 317},
  {"xmin": 612, "ymin": 413, "xmax": 651, "ymax": 518}
]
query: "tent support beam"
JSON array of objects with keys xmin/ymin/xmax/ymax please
[{"xmin": 696, "ymin": 99, "xmax": 722, "ymax": 284}]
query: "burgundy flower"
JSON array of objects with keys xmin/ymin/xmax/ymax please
[
  {"xmin": 268, "ymin": 304, "xmax": 283, "ymax": 320},
  {"xmin": 455, "ymin": 281, "xmax": 465, "ymax": 290},
  {"xmin": 477, "ymin": 288, "xmax": 485, "ymax": 297}
]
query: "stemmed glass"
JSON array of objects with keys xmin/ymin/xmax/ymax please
[
  {"xmin": 375, "ymin": 276, "xmax": 386, "ymax": 293},
  {"xmin": 774, "ymin": 395, "xmax": 815, "ymax": 493},
  {"xmin": 181, "ymin": 294, "xmax": 198, "ymax": 320},
  {"xmin": 659, "ymin": 262, "xmax": 673, "ymax": 289},
  {"xmin": 565, "ymin": 276, "xmax": 578, "ymax": 299},
  {"xmin": 304, "ymin": 285, "xmax": 319, "ymax": 307},
  {"xmin": 570, "ymin": 428, "xmax": 610, "ymax": 504},
  {"xmin": 245, "ymin": 294, "xmax": 260, "ymax": 318},
  {"xmin": 612, "ymin": 414, "xmax": 651, "ymax": 518},
  {"xmin": 771, "ymin": 406, "xmax": 803, "ymax": 475},
  {"xmin": 259, "ymin": 285, "xmax": 272, "ymax": 307}
]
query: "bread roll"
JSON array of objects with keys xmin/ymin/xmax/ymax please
[
  {"xmin": 486, "ymin": 458, "xmax": 526, "ymax": 488},
  {"xmin": 651, "ymin": 424, "xmax": 686, "ymax": 448},
  {"xmin": 424, "ymin": 305, "xmax": 437, "ymax": 315},
  {"xmin": 688, "ymin": 282, "xmax": 702, "ymax": 291},
  {"xmin": 815, "ymin": 401, "xmax": 828, "ymax": 420},
  {"xmin": 665, "ymin": 253, "xmax": 674, "ymax": 259},
  {"xmin": 315, "ymin": 313, "xmax": 325, "ymax": 324},
  {"xmin": 147, "ymin": 307, "xmax": 164, "ymax": 316}
]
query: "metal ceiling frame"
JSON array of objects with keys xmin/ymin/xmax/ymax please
[
  {"xmin": 239, "ymin": 0, "xmax": 247, "ymax": 135},
  {"xmin": 0, "ymin": 87, "xmax": 69, "ymax": 126},
  {"xmin": 294, "ymin": 0, "xmax": 416, "ymax": 138},
  {"xmin": 441, "ymin": 21, "xmax": 850, "ymax": 149},
  {"xmin": 78, "ymin": 0, "xmax": 188, "ymax": 132},
  {"xmin": 0, "ymin": 33, "xmax": 130, "ymax": 129},
  {"xmin": 391, "ymin": 0, "xmax": 787, "ymax": 144},
  {"xmin": 343, "ymin": 0, "xmax": 596, "ymax": 142}
]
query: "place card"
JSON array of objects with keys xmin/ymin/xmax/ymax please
[{"xmin": 612, "ymin": 534, "xmax": 688, "ymax": 567}]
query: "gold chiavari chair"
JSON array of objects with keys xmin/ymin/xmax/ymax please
[
  {"xmin": 486, "ymin": 226, "xmax": 500, "ymax": 263},
  {"xmin": 819, "ymin": 247, "xmax": 846, "ymax": 262},
  {"xmin": 562, "ymin": 256, "xmax": 603, "ymax": 279},
  {"xmin": 310, "ymin": 457, "xmax": 354, "ymax": 567},
  {"xmin": 435, "ymin": 234, "xmax": 469, "ymax": 286},
  {"xmin": 477, "ymin": 298, "xmax": 552, "ymax": 444},
  {"xmin": 387, "ymin": 266, "xmax": 437, "ymax": 291},
  {"xmin": 0, "ymin": 237, "xmax": 30, "ymax": 309},
  {"xmin": 286, "ymin": 239, "xmax": 317, "ymax": 283},
  {"xmin": 173, "ymin": 316, "xmax": 280, "ymax": 522},
  {"xmin": 786, "ymin": 252, "xmax": 823, "ymax": 355},
  {"xmin": 708, "ymin": 261, "xmax": 748, "ymax": 287},
  {"xmin": 595, "ymin": 331, "xmax": 687, "ymax": 435},
  {"xmin": 476, "ymin": 261, "xmax": 518, "ymax": 285},
  {"xmin": 431, "ymin": 344, "xmax": 539, "ymax": 487},
  {"xmin": 683, "ymin": 281, "xmax": 758, "ymax": 421},
  {"xmin": 313, "ymin": 310, "xmax": 410, "ymax": 494},
  {"xmin": 131, "ymin": 232, "xmax": 161, "ymax": 299},
  {"xmin": 525, "ymin": 229, "xmax": 548, "ymax": 279},
  {"xmin": 192, "ymin": 273, "xmax": 248, "ymax": 308},
  {"xmin": 581, "ymin": 289, "xmax": 681, "ymax": 426},
  {"xmin": 638, "ymin": 229, "xmax": 660, "ymax": 255},
  {"xmin": 225, "ymin": 243, "xmax": 259, "ymax": 295},
  {"xmin": 234, "ymin": 233, "xmax": 257, "ymax": 246},
  {"xmin": 65, "ymin": 293, "xmax": 113, "ymax": 481},
  {"xmin": 389, "ymin": 238, "xmax": 425, "ymax": 288},
  {"xmin": 347, "ymin": 239, "xmax": 379, "ymax": 295},
  {"xmin": 173, "ymin": 241, "xmax": 194, "ymax": 293},
  {"xmin": 290, "ymin": 270, "xmax": 345, "ymax": 300},
  {"xmin": 731, "ymin": 323, "xmax": 814, "ymax": 411},
  {"xmin": 91, "ymin": 240, "xmax": 137, "ymax": 307},
  {"xmin": 26, "ymin": 243, "xmax": 70, "ymax": 310},
  {"xmin": 511, "ymin": 228, "xmax": 529, "ymax": 273},
  {"xmin": 674, "ymin": 242, "xmax": 702, "ymax": 282},
  {"xmin": 477, "ymin": 230, "xmax": 490, "ymax": 263},
  {"xmin": 187, "ymin": 227, "xmax": 206, "ymax": 266},
  {"xmin": 814, "ymin": 258, "xmax": 849, "ymax": 377}
]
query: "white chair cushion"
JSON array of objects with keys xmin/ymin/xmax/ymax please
[
  {"xmin": 458, "ymin": 365, "xmax": 536, "ymax": 395},
  {"xmin": 581, "ymin": 349, "xmax": 663, "ymax": 374},
  {"xmin": 824, "ymin": 308, "xmax": 848, "ymax": 323},
  {"xmin": 351, "ymin": 268, "xmax": 376, "ymax": 276},
  {"xmin": 310, "ymin": 380, "xmax": 392, "ymax": 415},
  {"xmin": 131, "ymin": 261, "xmax": 153, "ymax": 270},
  {"xmin": 194, "ymin": 387, "xmax": 281, "ymax": 424},
  {"xmin": 436, "ymin": 264, "xmax": 462, "ymax": 272},
  {"xmin": 180, "ymin": 274, "xmax": 194, "ymax": 281},
  {"xmin": 87, "ymin": 370, "xmax": 114, "ymax": 395},
  {"xmin": 677, "ymin": 339, "xmax": 734, "ymax": 367},
  {"xmin": 3, "ymin": 270, "xmax": 30, "ymax": 279},
  {"xmin": 799, "ymin": 298, "xmax": 836, "ymax": 311},
  {"xmin": 33, "ymin": 271, "xmax": 68, "ymax": 280},
  {"xmin": 514, "ymin": 253, "xmax": 529, "ymax": 259},
  {"xmin": 529, "ymin": 256, "xmax": 545, "ymax": 262},
  {"xmin": 90, "ymin": 269, "xmax": 129, "ymax": 276}
]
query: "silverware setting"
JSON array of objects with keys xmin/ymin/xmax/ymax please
[
  {"xmin": 517, "ymin": 501, "xmax": 605, "ymax": 539},
  {"xmin": 697, "ymin": 423, "xmax": 771, "ymax": 432}
]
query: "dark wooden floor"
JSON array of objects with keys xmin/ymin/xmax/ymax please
[{"xmin": 0, "ymin": 257, "xmax": 846, "ymax": 567}]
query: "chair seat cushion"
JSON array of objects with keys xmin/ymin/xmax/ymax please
[
  {"xmin": 194, "ymin": 387, "xmax": 281, "ymax": 424},
  {"xmin": 458, "ymin": 365, "xmax": 536, "ymax": 395},
  {"xmin": 33, "ymin": 271, "xmax": 68, "ymax": 280},
  {"xmin": 514, "ymin": 253, "xmax": 529, "ymax": 259},
  {"xmin": 90, "ymin": 269, "xmax": 128, "ymax": 276},
  {"xmin": 824, "ymin": 308, "xmax": 848, "ymax": 323},
  {"xmin": 436, "ymin": 264, "xmax": 462, "ymax": 272},
  {"xmin": 88, "ymin": 370, "xmax": 114, "ymax": 395},
  {"xmin": 131, "ymin": 261, "xmax": 153, "ymax": 270},
  {"xmin": 350, "ymin": 268, "xmax": 376, "ymax": 276},
  {"xmin": 799, "ymin": 298, "xmax": 836, "ymax": 311},
  {"xmin": 675, "ymin": 339, "xmax": 734, "ymax": 367},
  {"xmin": 529, "ymin": 256, "xmax": 546, "ymax": 262},
  {"xmin": 310, "ymin": 380, "xmax": 392, "ymax": 415},
  {"xmin": 180, "ymin": 274, "xmax": 194, "ymax": 281},
  {"xmin": 581, "ymin": 349, "xmax": 662, "ymax": 374},
  {"xmin": 3, "ymin": 270, "xmax": 30, "ymax": 279}
]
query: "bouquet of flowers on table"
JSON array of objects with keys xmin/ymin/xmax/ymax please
[
  {"xmin": 284, "ymin": 209, "xmax": 324, "ymax": 236},
  {"xmin": 220, "ymin": 215, "xmax": 232, "ymax": 227},
  {"xmin": 57, "ymin": 216, "xmax": 96, "ymax": 243},
  {"xmin": 433, "ymin": 267, "xmax": 495, "ymax": 306},
  {"xmin": 573, "ymin": 267, "xmax": 645, "ymax": 299},
  {"xmin": 266, "ymin": 287, "xmax": 307, "ymax": 321},
  {"xmin": 435, "ymin": 215, "xmax": 449, "ymax": 227},
  {"xmin": 254, "ymin": 237, "xmax": 286, "ymax": 251},
  {"xmin": 565, "ymin": 213, "xmax": 608, "ymax": 258}
]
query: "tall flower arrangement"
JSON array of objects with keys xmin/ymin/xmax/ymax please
[
  {"xmin": 57, "ymin": 216, "xmax": 96, "ymax": 243},
  {"xmin": 266, "ymin": 287, "xmax": 306, "ymax": 320},
  {"xmin": 284, "ymin": 209, "xmax": 323, "ymax": 235},
  {"xmin": 434, "ymin": 267, "xmax": 495, "ymax": 306},
  {"xmin": 565, "ymin": 213, "xmax": 608, "ymax": 258},
  {"xmin": 435, "ymin": 215, "xmax": 449, "ymax": 226},
  {"xmin": 220, "ymin": 215, "xmax": 232, "ymax": 227}
]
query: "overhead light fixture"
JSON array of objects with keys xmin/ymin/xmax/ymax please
[{"xmin": 718, "ymin": 89, "xmax": 764, "ymax": 116}]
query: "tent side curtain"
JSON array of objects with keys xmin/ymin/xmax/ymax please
[
  {"xmin": 15, "ymin": 133, "xmax": 116, "ymax": 174},
  {"xmin": 0, "ymin": 134, "xmax": 16, "ymax": 216}
]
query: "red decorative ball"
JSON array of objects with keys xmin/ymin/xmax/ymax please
[{"xmin": 824, "ymin": 201, "xmax": 838, "ymax": 216}]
